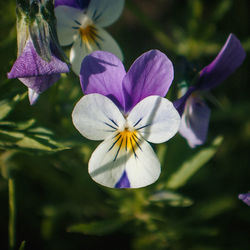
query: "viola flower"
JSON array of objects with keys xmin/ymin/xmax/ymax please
[
  {"xmin": 55, "ymin": 0, "xmax": 124, "ymax": 74},
  {"xmin": 238, "ymin": 193, "xmax": 250, "ymax": 206},
  {"xmin": 8, "ymin": 0, "xmax": 69, "ymax": 105},
  {"xmin": 174, "ymin": 34, "xmax": 246, "ymax": 147},
  {"xmin": 72, "ymin": 50, "xmax": 180, "ymax": 188}
]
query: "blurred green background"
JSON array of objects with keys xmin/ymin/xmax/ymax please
[{"xmin": 0, "ymin": 0, "xmax": 249, "ymax": 249}]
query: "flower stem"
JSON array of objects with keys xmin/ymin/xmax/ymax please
[{"xmin": 8, "ymin": 177, "xmax": 16, "ymax": 250}]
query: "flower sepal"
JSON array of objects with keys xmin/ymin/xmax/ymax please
[{"xmin": 16, "ymin": 0, "xmax": 67, "ymax": 63}]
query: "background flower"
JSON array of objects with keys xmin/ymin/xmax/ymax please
[
  {"xmin": 55, "ymin": 0, "xmax": 124, "ymax": 74},
  {"xmin": 174, "ymin": 34, "xmax": 246, "ymax": 147},
  {"xmin": 72, "ymin": 50, "xmax": 180, "ymax": 188},
  {"xmin": 238, "ymin": 192, "xmax": 250, "ymax": 206}
]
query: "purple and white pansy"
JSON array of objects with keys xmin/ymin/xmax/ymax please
[
  {"xmin": 72, "ymin": 50, "xmax": 180, "ymax": 188},
  {"xmin": 174, "ymin": 34, "xmax": 246, "ymax": 148},
  {"xmin": 55, "ymin": 0, "xmax": 124, "ymax": 74}
]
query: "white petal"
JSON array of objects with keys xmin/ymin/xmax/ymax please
[
  {"xmin": 95, "ymin": 27, "xmax": 123, "ymax": 61},
  {"xmin": 127, "ymin": 96, "xmax": 180, "ymax": 143},
  {"xmin": 70, "ymin": 27, "xmax": 123, "ymax": 74},
  {"xmin": 88, "ymin": 134, "xmax": 160, "ymax": 188},
  {"xmin": 125, "ymin": 140, "xmax": 161, "ymax": 188},
  {"xmin": 55, "ymin": 6, "xmax": 82, "ymax": 46},
  {"xmin": 28, "ymin": 88, "xmax": 39, "ymax": 105},
  {"xmin": 87, "ymin": 0, "xmax": 124, "ymax": 27},
  {"xmin": 88, "ymin": 136, "xmax": 127, "ymax": 188},
  {"xmin": 72, "ymin": 93, "xmax": 125, "ymax": 140},
  {"xmin": 70, "ymin": 36, "xmax": 89, "ymax": 74}
]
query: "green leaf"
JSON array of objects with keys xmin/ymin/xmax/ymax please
[
  {"xmin": 149, "ymin": 190, "xmax": 193, "ymax": 207},
  {"xmin": 166, "ymin": 136, "xmax": 223, "ymax": 190},
  {"xmin": 0, "ymin": 119, "xmax": 69, "ymax": 153},
  {"xmin": 19, "ymin": 240, "xmax": 26, "ymax": 250},
  {"xmin": 68, "ymin": 219, "xmax": 124, "ymax": 236},
  {"xmin": 0, "ymin": 93, "xmax": 27, "ymax": 120},
  {"xmin": 0, "ymin": 99, "xmax": 14, "ymax": 120}
]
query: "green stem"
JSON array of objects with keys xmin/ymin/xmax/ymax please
[{"xmin": 8, "ymin": 178, "xmax": 16, "ymax": 250}]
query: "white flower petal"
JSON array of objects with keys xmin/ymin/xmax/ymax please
[
  {"xmin": 127, "ymin": 96, "xmax": 180, "ymax": 143},
  {"xmin": 72, "ymin": 93, "xmax": 125, "ymax": 141},
  {"xmin": 70, "ymin": 36, "xmax": 89, "ymax": 74},
  {"xmin": 87, "ymin": 0, "xmax": 124, "ymax": 27},
  {"xmin": 88, "ymin": 136, "xmax": 127, "ymax": 188},
  {"xmin": 28, "ymin": 88, "xmax": 39, "ymax": 105},
  {"xmin": 95, "ymin": 27, "xmax": 123, "ymax": 61},
  {"xmin": 88, "ymin": 134, "xmax": 160, "ymax": 188},
  {"xmin": 70, "ymin": 27, "xmax": 123, "ymax": 74},
  {"xmin": 125, "ymin": 140, "xmax": 161, "ymax": 188},
  {"xmin": 55, "ymin": 6, "xmax": 82, "ymax": 46}
]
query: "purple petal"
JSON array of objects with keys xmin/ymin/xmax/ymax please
[
  {"xmin": 179, "ymin": 95, "xmax": 211, "ymax": 148},
  {"xmin": 54, "ymin": 0, "xmax": 90, "ymax": 9},
  {"xmin": 122, "ymin": 50, "xmax": 174, "ymax": 113},
  {"xmin": 19, "ymin": 74, "xmax": 61, "ymax": 93},
  {"xmin": 8, "ymin": 39, "xmax": 69, "ymax": 93},
  {"xmin": 80, "ymin": 51, "xmax": 126, "ymax": 110},
  {"xmin": 8, "ymin": 40, "xmax": 69, "ymax": 78},
  {"xmin": 197, "ymin": 34, "xmax": 246, "ymax": 91},
  {"xmin": 238, "ymin": 193, "xmax": 250, "ymax": 206},
  {"xmin": 115, "ymin": 171, "xmax": 130, "ymax": 188},
  {"xmin": 173, "ymin": 86, "xmax": 197, "ymax": 116}
]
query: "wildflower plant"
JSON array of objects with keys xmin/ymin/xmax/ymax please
[
  {"xmin": 55, "ymin": 0, "xmax": 124, "ymax": 74},
  {"xmin": 1, "ymin": 1, "xmax": 249, "ymax": 250}
]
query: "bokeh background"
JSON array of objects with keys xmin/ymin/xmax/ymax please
[{"xmin": 0, "ymin": 0, "xmax": 250, "ymax": 249}]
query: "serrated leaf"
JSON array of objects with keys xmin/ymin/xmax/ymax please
[
  {"xmin": 149, "ymin": 190, "xmax": 193, "ymax": 207},
  {"xmin": 68, "ymin": 219, "xmax": 123, "ymax": 236},
  {"xmin": 166, "ymin": 136, "xmax": 223, "ymax": 190}
]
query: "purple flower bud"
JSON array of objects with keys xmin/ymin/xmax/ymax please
[
  {"xmin": 8, "ymin": 0, "xmax": 69, "ymax": 104},
  {"xmin": 8, "ymin": 39, "xmax": 69, "ymax": 105}
]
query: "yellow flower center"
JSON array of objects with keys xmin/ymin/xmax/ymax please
[
  {"xmin": 113, "ymin": 128, "xmax": 140, "ymax": 154},
  {"xmin": 79, "ymin": 24, "xmax": 98, "ymax": 51}
]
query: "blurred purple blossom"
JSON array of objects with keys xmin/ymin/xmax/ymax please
[
  {"xmin": 238, "ymin": 193, "xmax": 250, "ymax": 206},
  {"xmin": 174, "ymin": 34, "xmax": 246, "ymax": 147}
]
